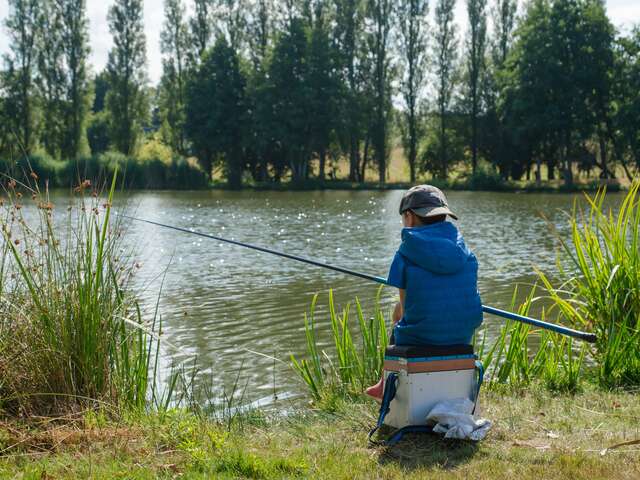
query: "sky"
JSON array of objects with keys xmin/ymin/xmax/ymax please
[{"xmin": 0, "ymin": 0, "xmax": 638, "ymax": 85}]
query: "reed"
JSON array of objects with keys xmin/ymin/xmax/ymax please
[
  {"xmin": 291, "ymin": 288, "xmax": 389, "ymax": 401},
  {"xmin": 0, "ymin": 171, "xmax": 160, "ymax": 415},
  {"xmin": 537, "ymin": 183, "xmax": 640, "ymax": 387},
  {"xmin": 475, "ymin": 286, "xmax": 587, "ymax": 393}
]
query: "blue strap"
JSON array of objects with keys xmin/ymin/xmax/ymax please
[
  {"xmin": 368, "ymin": 373, "xmax": 398, "ymax": 442},
  {"xmin": 385, "ymin": 425, "xmax": 434, "ymax": 445},
  {"xmin": 472, "ymin": 360, "xmax": 484, "ymax": 415}
]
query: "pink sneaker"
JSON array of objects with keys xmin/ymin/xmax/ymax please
[{"xmin": 365, "ymin": 378, "xmax": 384, "ymax": 402}]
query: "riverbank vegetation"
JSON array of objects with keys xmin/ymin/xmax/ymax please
[
  {"xmin": 291, "ymin": 184, "xmax": 640, "ymax": 401},
  {"xmin": 1, "ymin": 0, "xmax": 639, "ymax": 190},
  {"xmin": 0, "ymin": 181, "xmax": 638, "ymax": 475},
  {"xmin": 0, "ymin": 172, "xmax": 164, "ymax": 416}
]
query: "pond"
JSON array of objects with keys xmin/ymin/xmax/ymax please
[{"xmin": 113, "ymin": 189, "xmax": 613, "ymax": 407}]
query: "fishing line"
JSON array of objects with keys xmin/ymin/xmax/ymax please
[{"xmin": 118, "ymin": 213, "xmax": 597, "ymax": 343}]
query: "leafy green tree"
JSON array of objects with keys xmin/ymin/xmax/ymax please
[
  {"xmin": 59, "ymin": 0, "xmax": 92, "ymax": 159},
  {"xmin": 216, "ymin": 0, "xmax": 247, "ymax": 51},
  {"xmin": 500, "ymin": 0, "xmax": 553, "ymax": 181},
  {"xmin": 333, "ymin": 0, "xmax": 365, "ymax": 181},
  {"xmin": 465, "ymin": 0, "xmax": 487, "ymax": 174},
  {"xmin": 307, "ymin": 3, "xmax": 340, "ymax": 180},
  {"xmin": 431, "ymin": 0, "xmax": 458, "ymax": 178},
  {"xmin": 159, "ymin": 0, "xmax": 189, "ymax": 154},
  {"xmin": 37, "ymin": 0, "xmax": 66, "ymax": 158},
  {"xmin": 87, "ymin": 71, "xmax": 110, "ymax": 154},
  {"xmin": 580, "ymin": 0, "xmax": 615, "ymax": 179},
  {"xmin": 397, "ymin": 0, "xmax": 429, "ymax": 182},
  {"xmin": 365, "ymin": 0, "xmax": 394, "ymax": 184},
  {"xmin": 611, "ymin": 27, "xmax": 640, "ymax": 178},
  {"xmin": 185, "ymin": 38, "xmax": 246, "ymax": 187},
  {"xmin": 484, "ymin": 0, "xmax": 517, "ymax": 178},
  {"xmin": 190, "ymin": 0, "xmax": 214, "ymax": 63},
  {"xmin": 266, "ymin": 18, "xmax": 312, "ymax": 182},
  {"xmin": 105, "ymin": 0, "xmax": 148, "ymax": 155},
  {"xmin": 3, "ymin": 0, "xmax": 43, "ymax": 156},
  {"xmin": 34, "ymin": 0, "xmax": 91, "ymax": 160},
  {"xmin": 247, "ymin": 0, "xmax": 273, "ymax": 68}
]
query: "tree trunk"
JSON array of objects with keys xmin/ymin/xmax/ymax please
[
  {"xmin": 349, "ymin": 136, "xmax": 359, "ymax": 181},
  {"xmin": 318, "ymin": 148, "xmax": 326, "ymax": 181},
  {"xmin": 361, "ymin": 136, "xmax": 370, "ymax": 182}
]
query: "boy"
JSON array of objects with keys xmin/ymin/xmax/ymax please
[{"xmin": 366, "ymin": 185, "xmax": 483, "ymax": 399}]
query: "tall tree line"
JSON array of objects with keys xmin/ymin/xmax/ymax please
[{"xmin": 1, "ymin": 0, "xmax": 639, "ymax": 189}]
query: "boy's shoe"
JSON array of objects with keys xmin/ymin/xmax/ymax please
[{"xmin": 365, "ymin": 378, "xmax": 384, "ymax": 403}]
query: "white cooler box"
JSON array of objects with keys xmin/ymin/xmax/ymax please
[{"xmin": 382, "ymin": 344, "xmax": 479, "ymax": 429}]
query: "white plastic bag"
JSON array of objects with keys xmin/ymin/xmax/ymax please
[{"xmin": 426, "ymin": 398, "xmax": 492, "ymax": 441}]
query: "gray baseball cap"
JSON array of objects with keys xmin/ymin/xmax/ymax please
[{"xmin": 398, "ymin": 185, "xmax": 458, "ymax": 220}]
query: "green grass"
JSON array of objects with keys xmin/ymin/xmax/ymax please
[
  {"xmin": 0, "ymin": 171, "xmax": 162, "ymax": 415},
  {"xmin": 0, "ymin": 386, "xmax": 639, "ymax": 479}
]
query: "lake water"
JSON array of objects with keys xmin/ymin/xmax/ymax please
[{"xmin": 110, "ymin": 189, "xmax": 613, "ymax": 407}]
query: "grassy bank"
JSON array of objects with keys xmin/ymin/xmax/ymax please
[{"xmin": 1, "ymin": 387, "xmax": 639, "ymax": 479}]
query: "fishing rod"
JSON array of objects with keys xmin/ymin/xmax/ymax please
[{"xmin": 118, "ymin": 213, "xmax": 597, "ymax": 343}]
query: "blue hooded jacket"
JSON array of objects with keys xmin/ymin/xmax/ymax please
[{"xmin": 387, "ymin": 221, "xmax": 483, "ymax": 346}]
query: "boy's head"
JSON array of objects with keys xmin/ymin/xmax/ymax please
[{"xmin": 399, "ymin": 185, "xmax": 457, "ymax": 228}]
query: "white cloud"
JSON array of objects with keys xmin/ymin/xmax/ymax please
[{"xmin": 0, "ymin": 0, "xmax": 638, "ymax": 84}]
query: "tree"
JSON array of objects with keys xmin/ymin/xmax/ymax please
[
  {"xmin": 485, "ymin": 0, "xmax": 517, "ymax": 178},
  {"xmin": 247, "ymin": 0, "xmax": 273, "ymax": 68},
  {"xmin": 36, "ymin": 0, "xmax": 66, "ymax": 158},
  {"xmin": 465, "ymin": 0, "xmax": 488, "ymax": 174},
  {"xmin": 398, "ymin": 0, "xmax": 429, "ymax": 182},
  {"xmin": 190, "ymin": 0, "xmax": 214, "ymax": 63},
  {"xmin": 333, "ymin": 0, "xmax": 364, "ymax": 181},
  {"xmin": 159, "ymin": 0, "xmax": 189, "ymax": 154},
  {"xmin": 431, "ymin": 0, "xmax": 458, "ymax": 178},
  {"xmin": 216, "ymin": 0, "xmax": 247, "ymax": 51},
  {"xmin": 3, "ymin": 0, "xmax": 43, "ymax": 156},
  {"xmin": 185, "ymin": 38, "xmax": 246, "ymax": 187},
  {"xmin": 492, "ymin": 0, "xmax": 517, "ymax": 67},
  {"xmin": 307, "ymin": 3, "xmax": 340, "ymax": 180},
  {"xmin": 59, "ymin": 0, "xmax": 91, "ymax": 159},
  {"xmin": 500, "ymin": 0, "xmax": 554, "ymax": 181},
  {"xmin": 611, "ymin": 27, "xmax": 640, "ymax": 177},
  {"xmin": 105, "ymin": 0, "xmax": 148, "ymax": 156},
  {"xmin": 365, "ymin": 0, "xmax": 394, "ymax": 184},
  {"xmin": 266, "ymin": 17, "xmax": 312, "ymax": 182}
]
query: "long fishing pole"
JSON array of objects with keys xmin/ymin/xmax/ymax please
[{"xmin": 119, "ymin": 213, "xmax": 597, "ymax": 343}]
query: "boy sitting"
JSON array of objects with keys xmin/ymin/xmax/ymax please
[{"xmin": 366, "ymin": 185, "xmax": 483, "ymax": 399}]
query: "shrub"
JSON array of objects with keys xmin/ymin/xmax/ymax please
[{"xmin": 0, "ymin": 171, "xmax": 157, "ymax": 415}]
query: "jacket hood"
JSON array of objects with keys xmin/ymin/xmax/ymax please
[{"xmin": 398, "ymin": 222, "xmax": 470, "ymax": 274}]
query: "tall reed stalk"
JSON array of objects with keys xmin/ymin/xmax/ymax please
[
  {"xmin": 537, "ymin": 183, "xmax": 640, "ymax": 387},
  {"xmin": 291, "ymin": 288, "xmax": 389, "ymax": 401},
  {"xmin": 0, "ymin": 171, "xmax": 158, "ymax": 415}
]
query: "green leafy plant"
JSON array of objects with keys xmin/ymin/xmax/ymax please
[
  {"xmin": 0, "ymin": 170, "xmax": 165, "ymax": 415},
  {"xmin": 537, "ymin": 183, "xmax": 640, "ymax": 387},
  {"xmin": 291, "ymin": 288, "xmax": 389, "ymax": 401}
]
